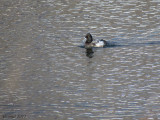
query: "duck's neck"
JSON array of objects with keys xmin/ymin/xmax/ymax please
[{"xmin": 85, "ymin": 37, "xmax": 93, "ymax": 44}]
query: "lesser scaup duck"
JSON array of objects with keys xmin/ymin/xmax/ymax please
[{"xmin": 84, "ymin": 33, "xmax": 109, "ymax": 48}]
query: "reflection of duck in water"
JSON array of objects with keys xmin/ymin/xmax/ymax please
[
  {"xmin": 86, "ymin": 48, "xmax": 94, "ymax": 58},
  {"xmin": 84, "ymin": 33, "xmax": 116, "ymax": 48}
]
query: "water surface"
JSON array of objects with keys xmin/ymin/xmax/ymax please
[{"xmin": 0, "ymin": 0, "xmax": 160, "ymax": 120}]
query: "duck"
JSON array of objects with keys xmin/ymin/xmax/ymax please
[{"xmin": 84, "ymin": 33, "xmax": 109, "ymax": 48}]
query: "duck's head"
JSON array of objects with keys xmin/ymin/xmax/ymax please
[{"xmin": 85, "ymin": 33, "xmax": 93, "ymax": 44}]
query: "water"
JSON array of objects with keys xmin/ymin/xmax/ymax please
[{"xmin": 0, "ymin": 0, "xmax": 160, "ymax": 119}]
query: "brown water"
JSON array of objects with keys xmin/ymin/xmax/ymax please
[{"xmin": 0, "ymin": 0, "xmax": 160, "ymax": 120}]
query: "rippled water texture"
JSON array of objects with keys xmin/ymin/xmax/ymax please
[{"xmin": 0, "ymin": 0, "xmax": 160, "ymax": 119}]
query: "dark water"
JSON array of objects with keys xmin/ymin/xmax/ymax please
[{"xmin": 0, "ymin": 0, "xmax": 160, "ymax": 120}]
